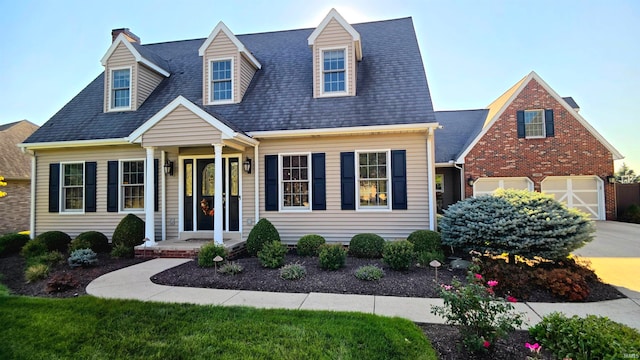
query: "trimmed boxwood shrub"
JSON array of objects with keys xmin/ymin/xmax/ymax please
[
  {"xmin": 258, "ymin": 241, "xmax": 288, "ymax": 268},
  {"xmin": 407, "ymin": 230, "xmax": 442, "ymax": 253},
  {"xmin": 112, "ymin": 214, "xmax": 145, "ymax": 248},
  {"xmin": 36, "ymin": 231, "xmax": 72, "ymax": 253},
  {"xmin": 20, "ymin": 239, "xmax": 48, "ymax": 259},
  {"xmin": 0, "ymin": 233, "xmax": 30, "ymax": 256},
  {"xmin": 296, "ymin": 234, "xmax": 326, "ymax": 256},
  {"xmin": 246, "ymin": 218, "xmax": 280, "ymax": 256},
  {"xmin": 319, "ymin": 244, "xmax": 348, "ymax": 270},
  {"xmin": 198, "ymin": 242, "xmax": 228, "ymax": 268},
  {"xmin": 349, "ymin": 233, "xmax": 385, "ymax": 258},
  {"xmin": 72, "ymin": 231, "xmax": 110, "ymax": 253},
  {"xmin": 382, "ymin": 240, "xmax": 414, "ymax": 271}
]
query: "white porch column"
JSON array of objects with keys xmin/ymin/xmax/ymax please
[
  {"xmin": 144, "ymin": 147, "xmax": 156, "ymax": 245},
  {"xmin": 213, "ymin": 144, "xmax": 223, "ymax": 244}
]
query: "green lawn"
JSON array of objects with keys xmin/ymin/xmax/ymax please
[{"xmin": 0, "ymin": 295, "xmax": 438, "ymax": 359}]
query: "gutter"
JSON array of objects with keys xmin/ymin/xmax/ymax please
[
  {"xmin": 19, "ymin": 138, "xmax": 130, "ymax": 150},
  {"xmin": 250, "ymin": 123, "xmax": 440, "ymax": 139}
]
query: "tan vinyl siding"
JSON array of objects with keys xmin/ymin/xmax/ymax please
[
  {"xmin": 164, "ymin": 148, "xmax": 180, "ymax": 239},
  {"xmin": 141, "ymin": 105, "xmax": 222, "ymax": 147},
  {"xmin": 313, "ymin": 18, "xmax": 356, "ymax": 97},
  {"xmin": 253, "ymin": 133, "xmax": 430, "ymax": 244},
  {"xmin": 239, "ymin": 55, "xmax": 257, "ymax": 100},
  {"xmin": 137, "ymin": 64, "xmax": 164, "ymax": 108},
  {"xmin": 104, "ymin": 43, "xmax": 137, "ymax": 111},
  {"xmin": 34, "ymin": 146, "xmax": 177, "ymax": 241},
  {"xmin": 203, "ymin": 32, "xmax": 239, "ymax": 104},
  {"xmin": 240, "ymin": 148, "xmax": 256, "ymax": 235}
]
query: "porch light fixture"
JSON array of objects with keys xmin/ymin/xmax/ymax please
[
  {"xmin": 243, "ymin": 158, "xmax": 252, "ymax": 174},
  {"xmin": 467, "ymin": 177, "xmax": 475, "ymax": 187},
  {"xmin": 606, "ymin": 175, "xmax": 616, "ymax": 184},
  {"xmin": 164, "ymin": 160, "xmax": 174, "ymax": 176}
]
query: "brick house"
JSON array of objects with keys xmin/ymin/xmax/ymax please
[{"xmin": 435, "ymin": 72, "xmax": 622, "ymax": 220}]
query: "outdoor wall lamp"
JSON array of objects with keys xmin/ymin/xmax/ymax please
[
  {"xmin": 243, "ymin": 158, "xmax": 252, "ymax": 174},
  {"xmin": 164, "ymin": 160, "xmax": 174, "ymax": 176},
  {"xmin": 467, "ymin": 177, "xmax": 475, "ymax": 187},
  {"xmin": 606, "ymin": 175, "xmax": 616, "ymax": 184}
]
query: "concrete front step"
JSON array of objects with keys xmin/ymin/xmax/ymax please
[{"xmin": 134, "ymin": 238, "xmax": 246, "ymax": 259}]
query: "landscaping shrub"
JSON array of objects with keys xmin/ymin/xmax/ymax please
[
  {"xmin": 68, "ymin": 237, "xmax": 92, "ymax": 253},
  {"xmin": 257, "ymin": 241, "xmax": 287, "ymax": 268},
  {"xmin": 0, "ymin": 233, "xmax": 30, "ymax": 256},
  {"xmin": 72, "ymin": 231, "xmax": 110, "ymax": 253},
  {"xmin": 24, "ymin": 264, "xmax": 49, "ymax": 283},
  {"xmin": 46, "ymin": 273, "xmax": 79, "ymax": 293},
  {"xmin": 382, "ymin": 240, "xmax": 414, "ymax": 271},
  {"xmin": 112, "ymin": 214, "xmax": 145, "ymax": 248},
  {"xmin": 280, "ymin": 262, "xmax": 306, "ymax": 280},
  {"xmin": 416, "ymin": 250, "xmax": 445, "ymax": 268},
  {"xmin": 36, "ymin": 231, "xmax": 72, "ymax": 253},
  {"xmin": 407, "ymin": 230, "xmax": 442, "ymax": 253},
  {"xmin": 318, "ymin": 244, "xmax": 347, "ymax": 270},
  {"xmin": 20, "ymin": 239, "xmax": 48, "ymax": 259},
  {"xmin": 529, "ymin": 312, "xmax": 640, "ymax": 360},
  {"xmin": 534, "ymin": 267, "xmax": 589, "ymax": 301},
  {"xmin": 218, "ymin": 262, "xmax": 244, "ymax": 275},
  {"xmin": 621, "ymin": 204, "xmax": 640, "ymax": 224},
  {"xmin": 296, "ymin": 234, "xmax": 326, "ymax": 256},
  {"xmin": 110, "ymin": 244, "xmax": 134, "ymax": 258},
  {"xmin": 246, "ymin": 218, "xmax": 280, "ymax": 256},
  {"xmin": 440, "ymin": 189, "xmax": 594, "ymax": 261},
  {"xmin": 198, "ymin": 242, "xmax": 228, "ymax": 268},
  {"xmin": 68, "ymin": 249, "xmax": 98, "ymax": 268},
  {"xmin": 479, "ymin": 257, "xmax": 535, "ymax": 300},
  {"xmin": 354, "ymin": 265, "xmax": 384, "ymax": 281},
  {"xmin": 27, "ymin": 251, "xmax": 64, "ymax": 267},
  {"xmin": 349, "ymin": 233, "xmax": 385, "ymax": 258}
]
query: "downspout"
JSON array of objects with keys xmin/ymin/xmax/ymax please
[
  {"xmin": 254, "ymin": 144, "xmax": 260, "ymax": 227},
  {"xmin": 161, "ymin": 150, "xmax": 167, "ymax": 241},
  {"xmin": 29, "ymin": 151, "xmax": 36, "ymax": 239},
  {"xmin": 452, "ymin": 162, "xmax": 465, "ymax": 200},
  {"xmin": 426, "ymin": 128, "xmax": 436, "ymax": 230}
]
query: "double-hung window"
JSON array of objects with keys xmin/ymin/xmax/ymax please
[
  {"xmin": 524, "ymin": 109, "xmax": 545, "ymax": 138},
  {"xmin": 62, "ymin": 163, "xmax": 84, "ymax": 212},
  {"xmin": 111, "ymin": 68, "xmax": 131, "ymax": 109},
  {"xmin": 323, "ymin": 49, "xmax": 346, "ymax": 93},
  {"xmin": 357, "ymin": 151, "xmax": 390, "ymax": 209},
  {"xmin": 211, "ymin": 59, "xmax": 233, "ymax": 102},
  {"xmin": 281, "ymin": 154, "xmax": 310, "ymax": 210},
  {"xmin": 121, "ymin": 160, "xmax": 145, "ymax": 211}
]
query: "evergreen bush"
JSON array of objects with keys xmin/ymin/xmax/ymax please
[
  {"xmin": 407, "ymin": 230, "xmax": 442, "ymax": 253},
  {"xmin": 354, "ymin": 265, "xmax": 385, "ymax": 281},
  {"xmin": 349, "ymin": 233, "xmax": 385, "ymax": 258},
  {"xmin": 246, "ymin": 218, "xmax": 280, "ymax": 256},
  {"xmin": 112, "ymin": 214, "xmax": 145, "ymax": 248},
  {"xmin": 110, "ymin": 244, "xmax": 134, "ymax": 258},
  {"xmin": 621, "ymin": 204, "xmax": 640, "ymax": 224},
  {"xmin": 318, "ymin": 244, "xmax": 347, "ymax": 270},
  {"xmin": 296, "ymin": 234, "xmax": 326, "ymax": 256},
  {"xmin": 36, "ymin": 231, "xmax": 72, "ymax": 253},
  {"xmin": 24, "ymin": 264, "xmax": 49, "ymax": 283},
  {"xmin": 440, "ymin": 189, "xmax": 594, "ymax": 261},
  {"xmin": 280, "ymin": 262, "xmax": 306, "ymax": 280},
  {"xmin": 257, "ymin": 241, "xmax": 287, "ymax": 268},
  {"xmin": 416, "ymin": 250, "xmax": 446, "ymax": 267},
  {"xmin": 218, "ymin": 262, "xmax": 244, "ymax": 275},
  {"xmin": 198, "ymin": 242, "xmax": 228, "ymax": 268},
  {"xmin": 382, "ymin": 240, "xmax": 414, "ymax": 271},
  {"xmin": 68, "ymin": 249, "xmax": 98, "ymax": 268},
  {"xmin": 0, "ymin": 233, "xmax": 30, "ymax": 256},
  {"xmin": 27, "ymin": 251, "xmax": 64, "ymax": 268},
  {"xmin": 72, "ymin": 231, "xmax": 110, "ymax": 253},
  {"xmin": 20, "ymin": 239, "xmax": 48, "ymax": 259}
]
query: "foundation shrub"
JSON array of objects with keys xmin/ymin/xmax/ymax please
[
  {"xmin": 72, "ymin": 231, "xmax": 110, "ymax": 253},
  {"xmin": 354, "ymin": 265, "xmax": 384, "ymax": 281},
  {"xmin": 20, "ymin": 239, "xmax": 48, "ymax": 259},
  {"xmin": 257, "ymin": 241, "xmax": 287, "ymax": 269},
  {"xmin": 0, "ymin": 233, "xmax": 30, "ymax": 256},
  {"xmin": 246, "ymin": 218, "xmax": 280, "ymax": 256},
  {"xmin": 349, "ymin": 233, "xmax": 385, "ymax": 258},
  {"xmin": 25, "ymin": 264, "xmax": 49, "ymax": 283},
  {"xmin": 46, "ymin": 273, "xmax": 79, "ymax": 293},
  {"xmin": 296, "ymin": 234, "xmax": 326, "ymax": 256},
  {"xmin": 416, "ymin": 250, "xmax": 446, "ymax": 268},
  {"xmin": 318, "ymin": 244, "xmax": 347, "ymax": 270},
  {"xmin": 198, "ymin": 242, "xmax": 228, "ymax": 268},
  {"xmin": 280, "ymin": 262, "xmax": 307, "ymax": 280},
  {"xmin": 382, "ymin": 240, "xmax": 414, "ymax": 271},
  {"xmin": 27, "ymin": 251, "xmax": 65, "ymax": 267},
  {"xmin": 407, "ymin": 230, "xmax": 442, "ymax": 253},
  {"xmin": 112, "ymin": 214, "xmax": 145, "ymax": 248},
  {"xmin": 36, "ymin": 231, "xmax": 72, "ymax": 253},
  {"xmin": 110, "ymin": 244, "xmax": 134, "ymax": 259},
  {"xmin": 534, "ymin": 267, "xmax": 590, "ymax": 301},
  {"xmin": 68, "ymin": 249, "xmax": 98, "ymax": 268}
]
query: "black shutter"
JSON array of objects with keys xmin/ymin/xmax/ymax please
[
  {"xmin": 311, "ymin": 153, "xmax": 326, "ymax": 210},
  {"xmin": 107, "ymin": 161, "xmax": 118, "ymax": 212},
  {"xmin": 48, "ymin": 163, "xmax": 60, "ymax": 213},
  {"xmin": 340, "ymin": 152, "xmax": 356, "ymax": 210},
  {"xmin": 545, "ymin": 109, "xmax": 555, "ymax": 137},
  {"xmin": 85, "ymin": 162, "xmax": 97, "ymax": 212},
  {"xmin": 265, "ymin": 155, "xmax": 278, "ymax": 211},
  {"xmin": 154, "ymin": 159, "xmax": 159, "ymax": 212},
  {"xmin": 391, "ymin": 150, "xmax": 407, "ymax": 210},
  {"xmin": 516, "ymin": 110, "xmax": 525, "ymax": 138}
]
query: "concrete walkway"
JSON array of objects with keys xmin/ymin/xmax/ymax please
[{"xmin": 86, "ymin": 258, "xmax": 640, "ymax": 330}]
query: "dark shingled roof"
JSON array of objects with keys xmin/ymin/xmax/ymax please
[
  {"xmin": 25, "ymin": 17, "xmax": 435, "ymax": 144},
  {"xmin": 0, "ymin": 120, "xmax": 39, "ymax": 179},
  {"xmin": 562, "ymin": 96, "xmax": 579, "ymax": 110},
  {"xmin": 434, "ymin": 109, "xmax": 488, "ymax": 163}
]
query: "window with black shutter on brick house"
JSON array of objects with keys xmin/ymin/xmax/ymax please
[{"xmin": 517, "ymin": 109, "xmax": 554, "ymax": 138}]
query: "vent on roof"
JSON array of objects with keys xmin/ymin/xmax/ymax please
[{"xmin": 111, "ymin": 28, "xmax": 140, "ymax": 43}]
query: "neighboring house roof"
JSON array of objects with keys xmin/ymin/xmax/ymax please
[
  {"xmin": 24, "ymin": 17, "xmax": 435, "ymax": 144},
  {"xmin": 562, "ymin": 96, "xmax": 579, "ymax": 110},
  {"xmin": 0, "ymin": 120, "xmax": 38, "ymax": 179},
  {"xmin": 434, "ymin": 109, "xmax": 488, "ymax": 163}
]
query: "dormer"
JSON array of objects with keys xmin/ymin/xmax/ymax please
[
  {"xmin": 308, "ymin": 9, "xmax": 363, "ymax": 98},
  {"xmin": 100, "ymin": 29, "xmax": 170, "ymax": 113},
  {"xmin": 199, "ymin": 22, "xmax": 261, "ymax": 105}
]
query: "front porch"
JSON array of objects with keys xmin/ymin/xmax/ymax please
[{"xmin": 134, "ymin": 237, "xmax": 246, "ymax": 259}]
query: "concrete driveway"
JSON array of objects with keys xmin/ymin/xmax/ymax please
[{"xmin": 573, "ymin": 221, "xmax": 640, "ymax": 299}]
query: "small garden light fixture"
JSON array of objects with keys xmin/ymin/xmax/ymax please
[
  {"xmin": 213, "ymin": 255, "xmax": 224, "ymax": 274},
  {"xmin": 164, "ymin": 160, "xmax": 174, "ymax": 176},
  {"xmin": 430, "ymin": 260, "xmax": 442, "ymax": 283},
  {"xmin": 243, "ymin": 158, "xmax": 252, "ymax": 174}
]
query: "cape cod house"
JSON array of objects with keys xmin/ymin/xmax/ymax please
[{"xmin": 20, "ymin": 10, "xmax": 439, "ymax": 247}]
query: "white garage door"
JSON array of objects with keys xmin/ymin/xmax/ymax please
[
  {"xmin": 473, "ymin": 177, "xmax": 534, "ymax": 196},
  {"xmin": 541, "ymin": 176, "xmax": 604, "ymax": 220}
]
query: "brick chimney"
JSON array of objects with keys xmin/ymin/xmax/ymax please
[{"xmin": 111, "ymin": 28, "xmax": 140, "ymax": 43}]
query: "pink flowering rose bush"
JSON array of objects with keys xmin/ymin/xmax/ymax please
[{"xmin": 431, "ymin": 255, "xmax": 525, "ymax": 353}]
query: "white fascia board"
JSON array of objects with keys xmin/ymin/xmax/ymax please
[
  {"xmin": 250, "ymin": 122, "xmax": 439, "ymax": 139},
  {"xmin": 101, "ymin": 34, "xmax": 170, "ymax": 77},
  {"xmin": 198, "ymin": 22, "xmax": 261, "ymax": 69},
  {"xmin": 18, "ymin": 138, "xmax": 130, "ymax": 150}
]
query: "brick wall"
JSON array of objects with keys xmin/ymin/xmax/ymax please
[
  {"xmin": 464, "ymin": 78, "xmax": 616, "ymax": 219},
  {"xmin": 0, "ymin": 180, "xmax": 31, "ymax": 234}
]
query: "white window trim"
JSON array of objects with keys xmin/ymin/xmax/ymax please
[
  {"xmin": 208, "ymin": 57, "xmax": 235, "ymax": 105},
  {"xmin": 118, "ymin": 158, "xmax": 146, "ymax": 214},
  {"xmin": 60, "ymin": 161, "xmax": 85, "ymax": 214},
  {"xmin": 318, "ymin": 46, "xmax": 349, "ymax": 98},
  {"xmin": 108, "ymin": 65, "xmax": 133, "ymax": 112},
  {"xmin": 355, "ymin": 149, "xmax": 392, "ymax": 212},
  {"xmin": 524, "ymin": 109, "xmax": 546, "ymax": 139},
  {"xmin": 278, "ymin": 152, "xmax": 312, "ymax": 212}
]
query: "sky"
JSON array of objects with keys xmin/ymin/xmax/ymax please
[{"xmin": 1, "ymin": 0, "xmax": 638, "ymax": 172}]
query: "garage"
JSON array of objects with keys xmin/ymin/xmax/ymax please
[
  {"xmin": 541, "ymin": 176, "xmax": 604, "ymax": 220},
  {"xmin": 472, "ymin": 177, "xmax": 533, "ymax": 196}
]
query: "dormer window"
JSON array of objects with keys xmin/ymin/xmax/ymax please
[
  {"xmin": 111, "ymin": 68, "xmax": 131, "ymax": 109},
  {"xmin": 211, "ymin": 59, "xmax": 233, "ymax": 102},
  {"xmin": 323, "ymin": 49, "xmax": 346, "ymax": 93}
]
